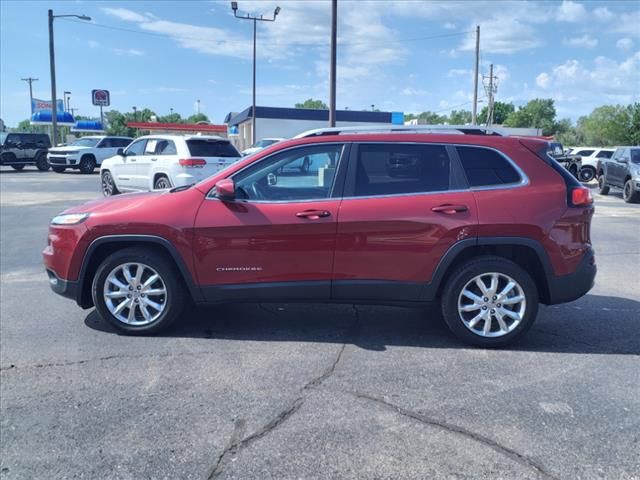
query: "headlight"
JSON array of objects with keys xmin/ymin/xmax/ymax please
[{"xmin": 51, "ymin": 213, "xmax": 89, "ymax": 225}]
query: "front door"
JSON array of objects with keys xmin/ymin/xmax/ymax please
[
  {"xmin": 332, "ymin": 142, "xmax": 478, "ymax": 301},
  {"xmin": 193, "ymin": 143, "xmax": 348, "ymax": 302},
  {"xmin": 117, "ymin": 138, "xmax": 146, "ymax": 190}
]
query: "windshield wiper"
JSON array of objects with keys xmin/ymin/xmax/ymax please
[{"xmin": 169, "ymin": 183, "xmax": 194, "ymax": 193}]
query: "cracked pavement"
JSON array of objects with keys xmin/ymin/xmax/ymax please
[{"xmin": 1, "ymin": 170, "xmax": 639, "ymax": 479}]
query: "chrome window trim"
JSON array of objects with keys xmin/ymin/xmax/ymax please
[{"xmin": 205, "ymin": 142, "xmax": 347, "ymax": 202}]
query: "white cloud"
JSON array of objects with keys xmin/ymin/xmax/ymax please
[
  {"xmin": 112, "ymin": 48, "xmax": 145, "ymax": 56},
  {"xmin": 563, "ymin": 34, "xmax": 598, "ymax": 48},
  {"xmin": 447, "ymin": 69, "xmax": 471, "ymax": 77},
  {"xmin": 87, "ymin": 40, "xmax": 100, "ymax": 49},
  {"xmin": 401, "ymin": 87, "xmax": 429, "ymax": 96},
  {"xmin": 614, "ymin": 10, "xmax": 640, "ymax": 38},
  {"xmin": 536, "ymin": 72, "xmax": 551, "ymax": 89},
  {"xmin": 592, "ymin": 6, "xmax": 613, "ymax": 21},
  {"xmin": 101, "ymin": 7, "xmax": 150, "ymax": 23},
  {"xmin": 556, "ymin": 1, "xmax": 588, "ymax": 22},
  {"xmin": 458, "ymin": 17, "xmax": 541, "ymax": 54},
  {"xmin": 616, "ymin": 38, "xmax": 634, "ymax": 50},
  {"xmin": 443, "ymin": 22, "xmax": 456, "ymax": 30}
]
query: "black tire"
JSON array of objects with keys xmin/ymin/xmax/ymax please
[
  {"xmin": 79, "ymin": 155, "xmax": 96, "ymax": 174},
  {"xmin": 598, "ymin": 175, "xmax": 609, "ymax": 195},
  {"xmin": 440, "ymin": 256, "xmax": 539, "ymax": 347},
  {"xmin": 569, "ymin": 164, "xmax": 578, "ymax": 177},
  {"xmin": 92, "ymin": 247, "xmax": 186, "ymax": 335},
  {"xmin": 52, "ymin": 166, "xmax": 66, "ymax": 173},
  {"xmin": 578, "ymin": 166, "xmax": 596, "ymax": 183},
  {"xmin": 11, "ymin": 164, "xmax": 25, "ymax": 171},
  {"xmin": 101, "ymin": 170, "xmax": 119, "ymax": 196},
  {"xmin": 623, "ymin": 179, "xmax": 640, "ymax": 203},
  {"xmin": 36, "ymin": 153, "xmax": 50, "ymax": 171},
  {"xmin": 154, "ymin": 175, "xmax": 172, "ymax": 190}
]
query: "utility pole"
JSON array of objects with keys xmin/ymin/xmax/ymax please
[
  {"xmin": 328, "ymin": 0, "xmax": 337, "ymax": 127},
  {"xmin": 197, "ymin": 99, "xmax": 201, "ymax": 115},
  {"xmin": 132, "ymin": 106, "xmax": 137, "ymax": 121},
  {"xmin": 483, "ymin": 63, "xmax": 498, "ymax": 126},
  {"xmin": 472, "ymin": 25, "xmax": 480, "ymax": 125},
  {"xmin": 21, "ymin": 77, "xmax": 38, "ymax": 114},
  {"xmin": 232, "ymin": 2, "xmax": 280, "ymax": 145}
]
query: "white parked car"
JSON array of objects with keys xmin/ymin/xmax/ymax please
[
  {"xmin": 570, "ymin": 147, "xmax": 616, "ymax": 182},
  {"xmin": 241, "ymin": 137, "xmax": 285, "ymax": 156},
  {"xmin": 100, "ymin": 134, "xmax": 242, "ymax": 196},
  {"xmin": 47, "ymin": 136, "xmax": 133, "ymax": 174}
]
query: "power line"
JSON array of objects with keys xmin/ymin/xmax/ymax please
[{"xmin": 59, "ymin": 17, "xmax": 472, "ymax": 49}]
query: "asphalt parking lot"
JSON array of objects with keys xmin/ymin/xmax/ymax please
[{"xmin": 1, "ymin": 166, "xmax": 638, "ymax": 480}]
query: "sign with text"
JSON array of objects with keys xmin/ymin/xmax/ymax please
[
  {"xmin": 92, "ymin": 89, "xmax": 110, "ymax": 106},
  {"xmin": 31, "ymin": 98, "xmax": 64, "ymax": 114}
]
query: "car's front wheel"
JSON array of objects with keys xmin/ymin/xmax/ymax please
[
  {"xmin": 598, "ymin": 175, "xmax": 609, "ymax": 195},
  {"xmin": 36, "ymin": 153, "xmax": 49, "ymax": 171},
  {"xmin": 623, "ymin": 179, "xmax": 640, "ymax": 203},
  {"xmin": 578, "ymin": 166, "xmax": 596, "ymax": 183},
  {"xmin": 441, "ymin": 256, "xmax": 539, "ymax": 347},
  {"xmin": 92, "ymin": 248, "xmax": 186, "ymax": 334},
  {"xmin": 79, "ymin": 155, "xmax": 96, "ymax": 174},
  {"xmin": 101, "ymin": 170, "xmax": 119, "ymax": 196}
]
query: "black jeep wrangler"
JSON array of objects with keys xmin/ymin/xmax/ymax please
[{"xmin": 0, "ymin": 132, "xmax": 51, "ymax": 171}]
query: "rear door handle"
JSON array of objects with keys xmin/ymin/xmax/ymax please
[
  {"xmin": 431, "ymin": 204, "xmax": 468, "ymax": 214},
  {"xmin": 296, "ymin": 209, "xmax": 331, "ymax": 220},
  {"xmin": 150, "ymin": 158, "xmax": 157, "ymax": 162}
]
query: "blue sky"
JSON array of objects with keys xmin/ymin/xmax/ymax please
[{"xmin": 1, "ymin": 0, "xmax": 638, "ymax": 127}]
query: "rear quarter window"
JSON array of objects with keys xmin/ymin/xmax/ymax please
[
  {"xmin": 187, "ymin": 139, "xmax": 239, "ymax": 158},
  {"xmin": 456, "ymin": 146, "xmax": 521, "ymax": 187}
]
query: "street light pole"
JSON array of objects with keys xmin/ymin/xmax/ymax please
[
  {"xmin": 63, "ymin": 91, "xmax": 71, "ymax": 112},
  {"xmin": 48, "ymin": 10, "xmax": 91, "ymax": 146},
  {"xmin": 329, "ymin": 0, "xmax": 337, "ymax": 127},
  {"xmin": 231, "ymin": 2, "xmax": 280, "ymax": 146}
]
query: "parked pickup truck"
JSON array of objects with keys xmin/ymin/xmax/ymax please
[{"xmin": 47, "ymin": 136, "xmax": 133, "ymax": 174}]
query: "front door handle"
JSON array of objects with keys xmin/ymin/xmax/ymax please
[
  {"xmin": 296, "ymin": 209, "xmax": 331, "ymax": 220},
  {"xmin": 150, "ymin": 158, "xmax": 157, "ymax": 162},
  {"xmin": 431, "ymin": 204, "xmax": 468, "ymax": 214}
]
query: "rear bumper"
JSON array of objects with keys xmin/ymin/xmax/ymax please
[
  {"xmin": 46, "ymin": 269, "xmax": 79, "ymax": 302},
  {"xmin": 546, "ymin": 248, "xmax": 596, "ymax": 305}
]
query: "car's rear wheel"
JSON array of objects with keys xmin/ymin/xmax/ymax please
[
  {"xmin": 36, "ymin": 153, "xmax": 49, "ymax": 171},
  {"xmin": 11, "ymin": 164, "xmax": 25, "ymax": 171},
  {"xmin": 92, "ymin": 248, "xmax": 186, "ymax": 334},
  {"xmin": 79, "ymin": 155, "xmax": 96, "ymax": 174},
  {"xmin": 154, "ymin": 175, "xmax": 172, "ymax": 190},
  {"xmin": 578, "ymin": 166, "xmax": 596, "ymax": 183},
  {"xmin": 623, "ymin": 179, "xmax": 640, "ymax": 203},
  {"xmin": 52, "ymin": 166, "xmax": 66, "ymax": 173},
  {"xmin": 441, "ymin": 256, "xmax": 539, "ymax": 347},
  {"xmin": 101, "ymin": 170, "xmax": 119, "ymax": 196},
  {"xmin": 598, "ymin": 175, "xmax": 609, "ymax": 195}
]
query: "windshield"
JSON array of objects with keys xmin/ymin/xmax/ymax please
[
  {"xmin": 70, "ymin": 137, "xmax": 101, "ymax": 148},
  {"xmin": 631, "ymin": 149, "xmax": 640, "ymax": 164},
  {"xmin": 187, "ymin": 139, "xmax": 239, "ymax": 158},
  {"xmin": 254, "ymin": 139, "xmax": 278, "ymax": 148}
]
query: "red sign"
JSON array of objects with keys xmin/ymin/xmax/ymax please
[{"xmin": 92, "ymin": 89, "xmax": 110, "ymax": 107}]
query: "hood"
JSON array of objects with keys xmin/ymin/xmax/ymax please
[
  {"xmin": 62, "ymin": 191, "xmax": 162, "ymax": 216},
  {"xmin": 49, "ymin": 145, "xmax": 92, "ymax": 153}
]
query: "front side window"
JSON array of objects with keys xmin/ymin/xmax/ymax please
[
  {"xmin": 352, "ymin": 143, "xmax": 451, "ymax": 197},
  {"xmin": 575, "ymin": 149, "xmax": 595, "ymax": 157},
  {"xmin": 631, "ymin": 149, "xmax": 640, "ymax": 165},
  {"xmin": 125, "ymin": 139, "xmax": 147, "ymax": 156},
  {"xmin": 457, "ymin": 146, "xmax": 521, "ymax": 187},
  {"xmin": 596, "ymin": 150, "xmax": 614, "ymax": 159},
  {"xmin": 232, "ymin": 144, "xmax": 344, "ymax": 202},
  {"xmin": 144, "ymin": 139, "xmax": 159, "ymax": 155},
  {"xmin": 71, "ymin": 137, "xmax": 101, "ymax": 148}
]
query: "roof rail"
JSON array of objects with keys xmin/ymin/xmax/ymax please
[{"xmin": 293, "ymin": 124, "xmax": 507, "ymax": 139}]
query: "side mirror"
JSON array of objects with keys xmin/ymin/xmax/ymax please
[
  {"xmin": 215, "ymin": 178, "xmax": 235, "ymax": 200},
  {"xmin": 117, "ymin": 148, "xmax": 125, "ymax": 156}
]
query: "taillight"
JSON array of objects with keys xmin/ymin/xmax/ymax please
[
  {"xmin": 570, "ymin": 187, "xmax": 593, "ymax": 207},
  {"xmin": 179, "ymin": 158, "xmax": 206, "ymax": 168}
]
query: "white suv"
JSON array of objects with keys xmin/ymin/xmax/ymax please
[
  {"xmin": 570, "ymin": 147, "xmax": 615, "ymax": 182},
  {"xmin": 100, "ymin": 135, "xmax": 241, "ymax": 196},
  {"xmin": 47, "ymin": 136, "xmax": 133, "ymax": 174}
]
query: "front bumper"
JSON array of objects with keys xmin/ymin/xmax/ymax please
[
  {"xmin": 546, "ymin": 248, "xmax": 596, "ymax": 304},
  {"xmin": 48, "ymin": 155, "xmax": 79, "ymax": 166},
  {"xmin": 46, "ymin": 269, "xmax": 79, "ymax": 301}
]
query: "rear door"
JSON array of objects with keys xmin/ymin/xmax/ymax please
[
  {"xmin": 332, "ymin": 142, "xmax": 477, "ymax": 302},
  {"xmin": 95, "ymin": 137, "xmax": 119, "ymax": 164}
]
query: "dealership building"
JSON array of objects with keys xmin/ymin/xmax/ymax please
[{"xmin": 225, "ymin": 106, "xmax": 404, "ymax": 151}]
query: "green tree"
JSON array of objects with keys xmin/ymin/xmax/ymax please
[
  {"xmin": 579, "ymin": 105, "xmax": 631, "ymax": 146},
  {"xmin": 627, "ymin": 103, "xmax": 640, "ymax": 145},
  {"xmin": 295, "ymin": 98, "xmax": 328, "ymax": 109},
  {"xmin": 187, "ymin": 113, "xmax": 209, "ymax": 123},
  {"xmin": 504, "ymin": 98, "xmax": 557, "ymax": 135},
  {"xmin": 448, "ymin": 109, "xmax": 472, "ymax": 125},
  {"xmin": 480, "ymin": 101, "xmax": 515, "ymax": 125},
  {"xmin": 159, "ymin": 113, "xmax": 183, "ymax": 123}
]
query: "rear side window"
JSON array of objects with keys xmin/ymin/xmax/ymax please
[
  {"xmin": 113, "ymin": 138, "xmax": 132, "ymax": 148},
  {"xmin": 352, "ymin": 144, "xmax": 451, "ymax": 197},
  {"xmin": 155, "ymin": 140, "xmax": 177, "ymax": 155},
  {"xmin": 575, "ymin": 149, "xmax": 595, "ymax": 156},
  {"xmin": 187, "ymin": 139, "xmax": 239, "ymax": 158},
  {"xmin": 596, "ymin": 150, "xmax": 613, "ymax": 159},
  {"xmin": 457, "ymin": 146, "xmax": 521, "ymax": 187}
]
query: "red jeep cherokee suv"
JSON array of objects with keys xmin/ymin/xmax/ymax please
[{"xmin": 43, "ymin": 127, "xmax": 596, "ymax": 347}]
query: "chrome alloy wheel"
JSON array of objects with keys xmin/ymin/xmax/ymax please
[
  {"xmin": 103, "ymin": 263, "xmax": 167, "ymax": 326},
  {"xmin": 457, "ymin": 272, "xmax": 526, "ymax": 338},
  {"xmin": 102, "ymin": 172, "xmax": 115, "ymax": 196}
]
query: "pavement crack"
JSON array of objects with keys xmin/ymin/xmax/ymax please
[{"xmin": 352, "ymin": 392, "xmax": 560, "ymax": 480}]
